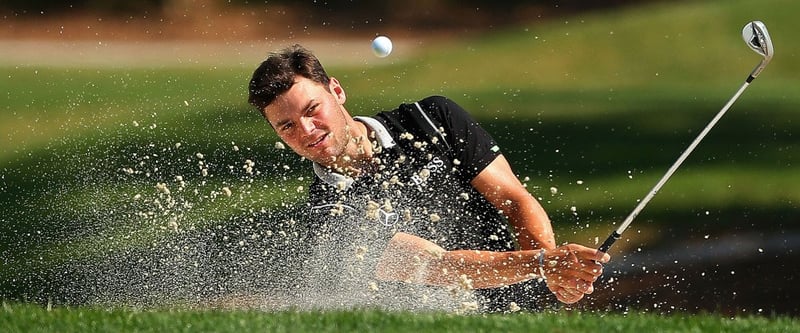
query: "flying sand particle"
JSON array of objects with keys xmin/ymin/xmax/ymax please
[
  {"xmin": 458, "ymin": 274, "xmax": 474, "ymax": 290},
  {"xmin": 355, "ymin": 246, "xmax": 368, "ymax": 261},
  {"xmin": 459, "ymin": 301, "xmax": 479, "ymax": 313},
  {"xmin": 167, "ymin": 217, "xmax": 178, "ymax": 231},
  {"xmin": 155, "ymin": 183, "xmax": 170, "ymax": 195},
  {"xmin": 368, "ymin": 281, "xmax": 379, "ymax": 292},
  {"xmin": 418, "ymin": 169, "xmax": 431, "ymax": 181}
]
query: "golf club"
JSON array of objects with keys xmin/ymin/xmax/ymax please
[{"xmin": 598, "ymin": 20, "xmax": 774, "ymax": 253}]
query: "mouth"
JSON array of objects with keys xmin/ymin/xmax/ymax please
[{"xmin": 307, "ymin": 133, "xmax": 329, "ymax": 148}]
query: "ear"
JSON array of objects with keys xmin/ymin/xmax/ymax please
[{"xmin": 328, "ymin": 77, "xmax": 347, "ymax": 105}]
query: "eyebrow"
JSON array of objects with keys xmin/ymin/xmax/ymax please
[
  {"xmin": 272, "ymin": 99, "xmax": 315, "ymax": 128},
  {"xmin": 274, "ymin": 118, "xmax": 291, "ymax": 128}
]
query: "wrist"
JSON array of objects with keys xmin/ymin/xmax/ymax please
[{"xmin": 537, "ymin": 248, "xmax": 547, "ymax": 279}]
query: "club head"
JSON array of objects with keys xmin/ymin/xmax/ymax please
[{"xmin": 742, "ymin": 21, "xmax": 774, "ymax": 80}]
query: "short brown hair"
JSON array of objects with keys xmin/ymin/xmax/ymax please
[{"xmin": 248, "ymin": 44, "xmax": 331, "ymax": 112}]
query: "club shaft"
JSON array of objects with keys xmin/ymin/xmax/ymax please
[{"xmin": 598, "ymin": 79, "xmax": 752, "ymax": 253}]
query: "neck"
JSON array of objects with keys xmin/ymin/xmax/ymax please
[{"xmin": 329, "ymin": 119, "xmax": 376, "ymax": 177}]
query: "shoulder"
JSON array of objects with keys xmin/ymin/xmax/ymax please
[
  {"xmin": 372, "ymin": 96, "xmax": 472, "ymax": 140},
  {"xmin": 416, "ymin": 96, "xmax": 461, "ymax": 115},
  {"xmin": 415, "ymin": 95, "xmax": 471, "ymax": 121},
  {"xmin": 374, "ymin": 96, "xmax": 460, "ymax": 118},
  {"xmin": 417, "ymin": 95, "xmax": 454, "ymax": 108},
  {"xmin": 388, "ymin": 96, "xmax": 468, "ymax": 126}
]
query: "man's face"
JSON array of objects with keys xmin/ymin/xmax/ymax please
[{"xmin": 263, "ymin": 76, "xmax": 350, "ymax": 166}]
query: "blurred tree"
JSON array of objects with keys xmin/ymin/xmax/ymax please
[
  {"xmin": 2, "ymin": 0, "xmax": 165, "ymax": 14},
  {"xmin": 2, "ymin": 0, "xmax": 654, "ymax": 23},
  {"xmin": 222, "ymin": 0, "xmax": 653, "ymax": 32}
]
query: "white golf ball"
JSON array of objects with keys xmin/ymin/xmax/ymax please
[{"xmin": 371, "ymin": 36, "xmax": 393, "ymax": 58}]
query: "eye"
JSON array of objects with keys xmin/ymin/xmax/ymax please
[
  {"xmin": 307, "ymin": 103, "xmax": 319, "ymax": 115},
  {"xmin": 280, "ymin": 122, "xmax": 293, "ymax": 132}
]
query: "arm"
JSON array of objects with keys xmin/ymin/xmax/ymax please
[
  {"xmin": 375, "ymin": 232, "xmax": 609, "ymax": 303},
  {"xmin": 471, "ymin": 155, "xmax": 609, "ymax": 303},
  {"xmin": 414, "ymin": 97, "xmax": 552, "ymax": 249},
  {"xmin": 471, "ymin": 154, "xmax": 556, "ymax": 250}
]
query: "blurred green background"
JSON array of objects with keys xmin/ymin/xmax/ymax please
[{"xmin": 1, "ymin": 0, "xmax": 797, "ymax": 314}]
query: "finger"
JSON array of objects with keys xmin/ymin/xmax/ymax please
[
  {"xmin": 555, "ymin": 287, "xmax": 584, "ymax": 304},
  {"xmin": 559, "ymin": 286, "xmax": 583, "ymax": 298},
  {"xmin": 566, "ymin": 287, "xmax": 590, "ymax": 299},
  {"xmin": 548, "ymin": 277, "xmax": 590, "ymax": 295},
  {"xmin": 596, "ymin": 251, "xmax": 611, "ymax": 263},
  {"xmin": 554, "ymin": 289, "xmax": 568, "ymax": 303},
  {"xmin": 552, "ymin": 286, "xmax": 570, "ymax": 303},
  {"xmin": 552, "ymin": 266, "xmax": 599, "ymax": 285},
  {"xmin": 575, "ymin": 260, "xmax": 605, "ymax": 277},
  {"xmin": 581, "ymin": 281, "xmax": 594, "ymax": 294},
  {"xmin": 548, "ymin": 262, "xmax": 602, "ymax": 284},
  {"xmin": 566, "ymin": 278, "xmax": 594, "ymax": 294},
  {"xmin": 570, "ymin": 245, "xmax": 611, "ymax": 263},
  {"xmin": 549, "ymin": 272, "xmax": 596, "ymax": 294}
]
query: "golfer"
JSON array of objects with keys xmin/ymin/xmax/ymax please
[{"xmin": 248, "ymin": 45, "xmax": 609, "ymax": 312}]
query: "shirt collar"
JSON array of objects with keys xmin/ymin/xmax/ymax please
[{"xmin": 312, "ymin": 116, "xmax": 396, "ymax": 190}]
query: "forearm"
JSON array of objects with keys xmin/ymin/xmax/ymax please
[
  {"xmin": 471, "ymin": 155, "xmax": 556, "ymax": 250},
  {"xmin": 376, "ymin": 232, "xmax": 543, "ymax": 289},
  {"xmin": 423, "ymin": 249, "xmax": 542, "ymax": 289},
  {"xmin": 503, "ymin": 194, "xmax": 556, "ymax": 250}
]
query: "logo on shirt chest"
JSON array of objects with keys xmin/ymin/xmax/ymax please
[
  {"xmin": 409, "ymin": 156, "xmax": 446, "ymax": 186},
  {"xmin": 311, "ymin": 203, "xmax": 401, "ymax": 228},
  {"xmin": 376, "ymin": 209, "xmax": 399, "ymax": 226}
]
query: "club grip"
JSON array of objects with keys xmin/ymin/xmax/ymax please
[{"xmin": 598, "ymin": 231, "xmax": 621, "ymax": 253}]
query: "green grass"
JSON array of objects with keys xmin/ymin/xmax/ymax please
[
  {"xmin": 0, "ymin": 303, "xmax": 797, "ymax": 333},
  {"xmin": 1, "ymin": 0, "xmax": 799, "ymax": 316}
]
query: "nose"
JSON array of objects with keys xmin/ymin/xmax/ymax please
[{"xmin": 299, "ymin": 116, "xmax": 315, "ymax": 134}]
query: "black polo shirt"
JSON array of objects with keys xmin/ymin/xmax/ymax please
[
  {"xmin": 307, "ymin": 96, "xmax": 513, "ymax": 252},
  {"xmin": 301, "ymin": 96, "xmax": 550, "ymax": 312}
]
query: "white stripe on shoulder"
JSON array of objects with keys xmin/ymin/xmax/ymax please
[{"xmin": 413, "ymin": 102, "xmax": 451, "ymax": 151}]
